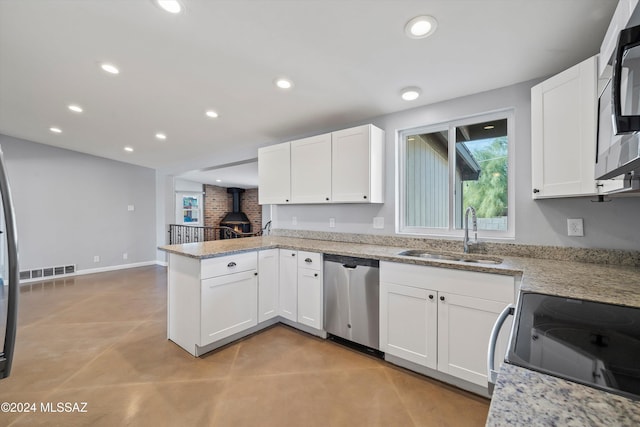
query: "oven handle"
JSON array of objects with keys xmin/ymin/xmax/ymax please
[{"xmin": 487, "ymin": 304, "xmax": 515, "ymax": 391}]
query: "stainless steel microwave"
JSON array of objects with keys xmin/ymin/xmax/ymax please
[{"xmin": 596, "ymin": 23, "xmax": 640, "ymax": 187}]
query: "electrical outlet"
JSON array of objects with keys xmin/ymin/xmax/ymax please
[
  {"xmin": 567, "ymin": 218, "xmax": 584, "ymax": 237},
  {"xmin": 373, "ymin": 217, "xmax": 384, "ymax": 229},
  {"xmin": 329, "ymin": 218, "xmax": 335, "ymax": 228},
  {"xmin": 292, "ymin": 216, "xmax": 297, "ymax": 226},
  {"xmin": 127, "ymin": 205, "xmax": 135, "ymax": 211},
  {"xmin": 123, "ymin": 253, "xmax": 128, "ymax": 260},
  {"xmin": 93, "ymin": 255, "xmax": 100, "ymax": 263}
]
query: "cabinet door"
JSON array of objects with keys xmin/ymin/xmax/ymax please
[
  {"xmin": 437, "ymin": 292, "xmax": 510, "ymax": 387},
  {"xmin": 290, "ymin": 133, "xmax": 332, "ymax": 203},
  {"xmin": 278, "ymin": 249, "xmax": 298, "ymax": 322},
  {"xmin": 201, "ymin": 269, "xmax": 257, "ymax": 346},
  {"xmin": 531, "ymin": 55, "xmax": 598, "ymax": 198},
  {"xmin": 258, "ymin": 249, "xmax": 279, "ymax": 323},
  {"xmin": 332, "ymin": 124, "xmax": 384, "ymax": 203},
  {"xmin": 258, "ymin": 141, "xmax": 291, "ymax": 204},
  {"xmin": 297, "ymin": 267, "xmax": 323, "ymax": 329},
  {"xmin": 380, "ymin": 282, "xmax": 437, "ymax": 369}
]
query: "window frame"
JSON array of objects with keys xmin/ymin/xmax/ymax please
[{"xmin": 396, "ymin": 109, "xmax": 516, "ymax": 239}]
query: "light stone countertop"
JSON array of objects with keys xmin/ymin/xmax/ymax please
[
  {"xmin": 486, "ymin": 364, "xmax": 640, "ymax": 426},
  {"xmin": 158, "ymin": 235, "xmax": 640, "ymax": 424},
  {"xmin": 159, "ymin": 235, "xmax": 640, "ymax": 307}
]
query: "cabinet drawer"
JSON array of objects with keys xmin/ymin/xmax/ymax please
[
  {"xmin": 201, "ymin": 251, "xmax": 257, "ymax": 279},
  {"xmin": 297, "ymin": 251, "xmax": 322, "ymax": 271}
]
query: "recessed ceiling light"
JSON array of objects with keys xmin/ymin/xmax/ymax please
[
  {"xmin": 156, "ymin": 0, "xmax": 182, "ymax": 14},
  {"xmin": 484, "ymin": 125, "xmax": 495, "ymax": 130},
  {"xmin": 405, "ymin": 15, "xmax": 438, "ymax": 39},
  {"xmin": 275, "ymin": 78, "xmax": 293, "ymax": 90},
  {"xmin": 205, "ymin": 110, "xmax": 219, "ymax": 118},
  {"xmin": 124, "ymin": 146, "xmax": 134, "ymax": 152},
  {"xmin": 49, "ymin": 127, "xmax": 62, "ymax": 133},
  {"xmin": 400, "ymin": 87, "xmax": 421, "ymax": 101},
  {"xmin": 155, "ymin": 133, "xmax": 167, "ymax": 140},
  {"xmin": 100, "ymin": 63, "xmax": 120, "ymax": 74},
  {"xmin": 68, "ymin": 104, "xmax": 83, "ymax": 113}
]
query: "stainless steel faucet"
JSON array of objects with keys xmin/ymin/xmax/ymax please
[{"xmin": 463, "ymin": 206, "xmax": 477, "ymax": 253}]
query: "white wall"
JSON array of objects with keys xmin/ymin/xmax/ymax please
[
  {"xmin": 271, "ymin": 80, "xmax": 640, "ymax": 251},
  {"xmin": 0, "ymin": 134, "xmax": 157, "ymax": 273}
]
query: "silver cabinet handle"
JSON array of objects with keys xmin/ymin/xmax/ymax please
[
  {"xmin": 227, "ymin": 262, "xmax": 236, "ymax": 268},
  {"xmin": 487, "ymin": 304, "xmax": 515, "ymax": 393},
  {"xmin": 305, "ymin": 258, "xmax": 312, "ymax": 263}
]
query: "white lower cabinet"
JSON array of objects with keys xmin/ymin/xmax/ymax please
[
  {"xmin": 201, "ymin": 269, "xmax": 257, "ymax": 345},
  {"xmin": 258, "ymin": 249, "xmax": 279, "ymax": 322},
  {"xmin": 278, "ymin": 249, "xmax": 298, "ymax": 321},
  {"xmin": 380, "ymin": 261, "xmax": 515, "ymax": 388},
  {"xmin": 436, "ymin": 292, "xmax": 510, "ymax": 385},
  {"xmin": 278, "ymin": 249, "xmax": 323, "ymax": 329},
  {"xmin": 297, "ymin": 251, "xmax": 323, "ymax": 329},
  {"xmin": 380, "ymin": 282, "xmax": 437, "ymax": 369},
  {"xmin": 167, "ymin": 251, "xmax": 259, "ymax": 356}
]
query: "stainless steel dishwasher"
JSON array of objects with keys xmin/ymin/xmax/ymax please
[{"xmin": 324, "ymin": 254, "xmax": 380, "ymax": 351}]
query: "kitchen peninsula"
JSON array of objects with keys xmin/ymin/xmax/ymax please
[{"xmin": 159, "ymin": 234, "xmax": 640, "ymax": 425}]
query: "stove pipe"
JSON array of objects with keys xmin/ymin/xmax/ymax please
[{"xmin": 220, "ymin": 188, "xmax": 251, "ymax": 229}]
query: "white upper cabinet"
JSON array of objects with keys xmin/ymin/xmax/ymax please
[
  {"xmin": 331, "ymin": 124, "xmax": 384, "ymax": 203},
  {"xmin": 258, "ymin": 142, "xmax": 291, "ymax": 204},
  {"xmin": 258, "ymin": 124, "xmax": 385, "ymax": 204},
  {"xmin": 290, "ymin": 133, "xmax": 332, "ymax": 203},
  {"xmin": 531, "ymin": 55, "xmax": 601, "ymax": 199}
]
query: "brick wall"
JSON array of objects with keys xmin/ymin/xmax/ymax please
[
  {"xmin": 203, "ymin": 185, "xmax": 228, "ymax": 228},
  {"xmin": 203, "ymin": 185, "xmax": 262, "ymax": 234},
  {"xmin": 243, "ymin": 188, "xmax": 262, "ymax": 233}
]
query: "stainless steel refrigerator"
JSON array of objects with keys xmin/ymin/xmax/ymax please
[{"xmin": 0, "ymin": 147, "xmax": 19, "ymax": 380}]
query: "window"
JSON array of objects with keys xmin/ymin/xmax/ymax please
[{"xmin": 398, "ymin": 110, "xmax": 514, "ymax": 238}]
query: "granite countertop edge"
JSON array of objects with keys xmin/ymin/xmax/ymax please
[{"xmin": 158, "ymin": 235, "xmax": 640, "ymax": 307}]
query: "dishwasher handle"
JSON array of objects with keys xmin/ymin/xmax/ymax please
[
  {"xmin": 323, "ymin": 254, "xmax": 379, "ymax": 268},
  {"xmin": 487, "ymin": 304, "xmax": 515, "ymax": 394}
]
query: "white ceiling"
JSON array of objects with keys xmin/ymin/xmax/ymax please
[
  {"xmin": 179, "ymin": 160, "xmax": 258, "ymax": 188},
  {"xmin": 0, "ymin": 0, "xmax": 617, "ymax": 184}
]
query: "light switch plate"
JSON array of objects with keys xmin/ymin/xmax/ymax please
[
  {"xmin": 329, "ymin": 218, "xmax": 335, "ymax": 228},
  {"xmin": 292, "ymin": 216, "xmax": 298, "ymax": 226},
  {"xmin": 567, "ymin": 218, "xmax": 584, "ymax": 236}
]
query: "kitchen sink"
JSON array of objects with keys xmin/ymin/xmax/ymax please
[{"xmin": 396, "ymin": 249, "xmax": 502, "ymax": 265}]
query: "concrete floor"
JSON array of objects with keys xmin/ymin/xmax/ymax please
[{"xmin": 0, "ymin": 265, "xmax": 489, "ymax": 426}]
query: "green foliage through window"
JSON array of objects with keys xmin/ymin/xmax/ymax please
[{"xmin": 462, "ymin": 136, "xmax": 508, "ymax": 219}]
